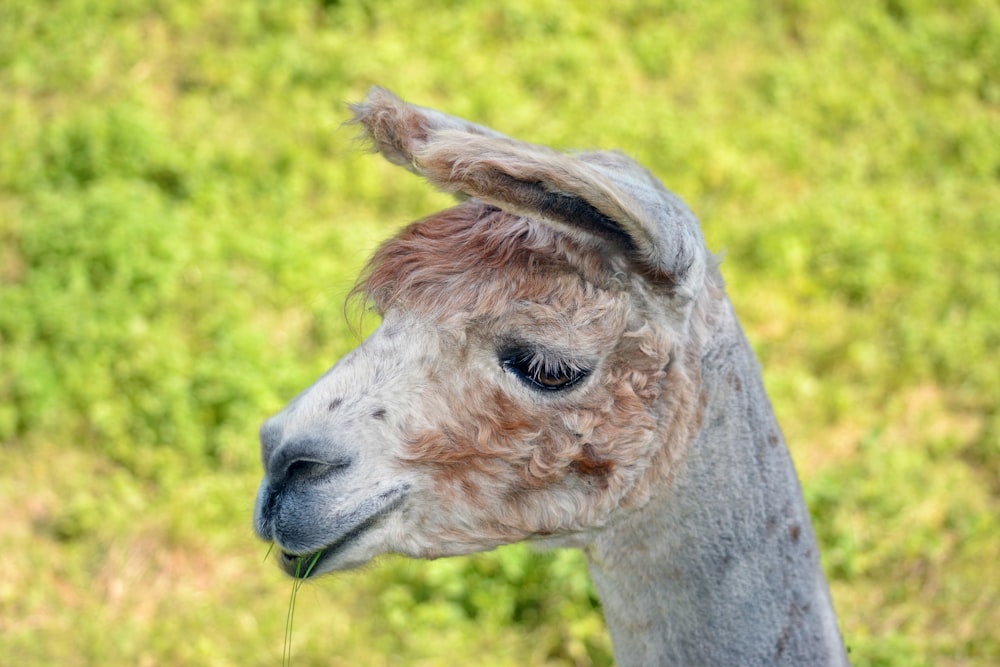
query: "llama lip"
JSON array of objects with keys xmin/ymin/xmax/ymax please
[
  {"xmin": 280, "ymin": 549, "xmax": 327, "ymax": 578},
  {"xmin": 277, "ymin": 485, "xmax": 409, "ymax": 578}
]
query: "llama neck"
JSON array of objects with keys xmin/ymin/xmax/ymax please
[{"xmin": 585, "ymin": 306, "xmax": 849, "ymax": 666}]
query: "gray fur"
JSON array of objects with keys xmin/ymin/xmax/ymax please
[{"xmin": 255, "ymin": 87, "xmax": 850, "ymax": 666}]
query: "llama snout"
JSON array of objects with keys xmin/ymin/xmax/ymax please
[
  {"xmin": 254, "ymin": 425, "xmax": 356, "ymax": 542},
  {"xmin": 254, "ymin": 410, "xmax": 413, "ymax": 574}
]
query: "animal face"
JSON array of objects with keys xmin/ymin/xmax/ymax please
[
  {"xmin": 254, "ymin": 204, "xmax": 692, "ymax": 576},
  {"xmin": 253, "ymin": 88, "xmax": 712, "ymax": 578}
]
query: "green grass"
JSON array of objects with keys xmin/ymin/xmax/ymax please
[{"xmin": 1, "ymin": 0, "xmax": 998, "ymax": 664}]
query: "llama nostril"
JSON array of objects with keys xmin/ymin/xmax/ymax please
[
  {"xmin": 284, "ymin": 457, "xmax": 352, "ymax": 485},
  {"xmin": 267, "ymin": 435, "xmax": 355, "ymax": 483}
]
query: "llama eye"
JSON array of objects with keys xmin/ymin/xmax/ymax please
[{"xmin": 500, "ymin": 348, "xmax": 590, "ymax": 392}]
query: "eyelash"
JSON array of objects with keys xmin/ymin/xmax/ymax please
[{"xmin": 500, "ymin": 348, "xmax": 590, "ymax": 392}]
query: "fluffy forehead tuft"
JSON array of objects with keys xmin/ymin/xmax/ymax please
[{"xmin": 354, "ymin": 200, "xmax": 622, "ymax": 320}]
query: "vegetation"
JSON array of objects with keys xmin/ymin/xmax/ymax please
[{"xmin": 1, "ymin": 0, "xmax": 997, "ymax": 664}]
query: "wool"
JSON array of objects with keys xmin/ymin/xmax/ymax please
[{"xmin": 254, "ymin": 87, "xmax": 850, "ymax": 666}]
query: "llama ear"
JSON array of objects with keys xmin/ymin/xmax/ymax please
[
  {"xmin": 348, "ymin": 86, "xmax": 509, "ymax": 170},
  {"xmin": 350, "ymin": 87, "xmax": 706, "ymax": 294}
]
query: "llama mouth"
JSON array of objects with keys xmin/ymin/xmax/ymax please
[{"xmin": 277, "ymin": 486, "xmax": 409, "ymax": 578}]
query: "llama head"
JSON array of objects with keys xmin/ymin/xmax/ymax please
[{"xmin": 254, "ymin": 87, "xmax": 720, "ymax": 577}]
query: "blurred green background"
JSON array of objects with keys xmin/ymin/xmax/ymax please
[{"xmin": 1, "ymin": 0, "xmax": 998, "ymax": 665}]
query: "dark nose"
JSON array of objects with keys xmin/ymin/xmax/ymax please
[{"xmin": 262, "ymin": 433, "xmax": 354, "ymax": 486}]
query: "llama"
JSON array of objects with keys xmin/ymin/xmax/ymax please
[{"xmin": 253, "ymin": 87, "xmax": 850, "ymax": 666}]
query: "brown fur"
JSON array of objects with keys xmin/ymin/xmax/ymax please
[
  {"xmin": 254, "ymin": 88, "xmax": 848, "ymax": 666},
  {"xmin": 354, "ymin": 200, "xmax": 705, "ymax": 541},
  {"xmin": 354, "ymin": 201, "xmax": 617, "ymax": 320}
]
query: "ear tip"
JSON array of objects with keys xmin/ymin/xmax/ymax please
[
  {"xmin": 346, "ymin": 87, "xmax": 427, "ymax": 166},
  {"xmin": 361, "ymin": 85, "xmax": 402, "ymax": 107},
  {"xmin": 346, "ymin": 86, "xmax": 405, "ymax": 129}
]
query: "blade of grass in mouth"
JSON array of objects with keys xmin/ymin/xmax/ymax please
[{"xmin": 283, "ymin": 551, "xmax": 322, "ymax": 667}]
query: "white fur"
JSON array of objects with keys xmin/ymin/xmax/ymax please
[{"xmin": 253, "ymin": 88, "xmax": 850, "ymax": 666}]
